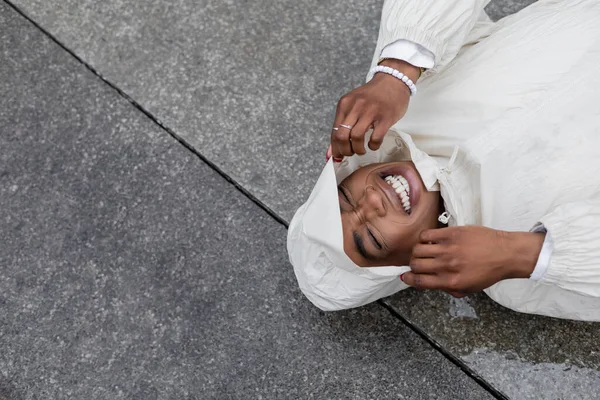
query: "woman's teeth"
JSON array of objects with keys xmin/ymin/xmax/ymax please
[{"xmin": 384, "ymin": 175, "xmax": 411, "ymax": 213}]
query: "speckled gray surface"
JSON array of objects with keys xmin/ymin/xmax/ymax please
[
  {"xmin": 7, "ymin": 0, "xmax": 594, "ymax": 398},
  {"xmin": 8, "ymin": 0, "xmax": 382, "ymax": 222},
  {"xmin": 384, "ymin": 291, "xmax": 600, "ymax": 399},
  {"xmin": 5, "ymin": 0, "xmax": 538, "ymax": 222},
  {"xmin": 463, "ymin": 350, "xmax": 600, "ymax": 400},
  {"xmin": 485, "ymin": 0, "xmax": 538, "ymax": 21},
  {"xmin": 0, "ymin": 4, "xmax": 495, "ymax": 399}
]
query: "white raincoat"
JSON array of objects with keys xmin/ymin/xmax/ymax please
[{"xmin": 288, "ymin": 0, "xmax": 600, "ymax": 321}]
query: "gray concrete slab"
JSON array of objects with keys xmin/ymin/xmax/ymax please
[
  {"xmin": 10, "ymin": 0, "xmax": 592, "ymax": 398},
  {"xmin": 486, "ymin": 0, "xmax": 538, "ymax": 21},
  {"xmin": 384, "ymin": 291, "xmax": 600, "ymax": 400},
  {"xmin": 8, "ymin": 0, "xmax": 383, "ymax": 221},
  {"xmin": 0, "ymin": 4, "xmax": 494, "ymax": 399},
  {"xmin": 5, "ymin": 0, "xmax": 538, "ymax": 222}
]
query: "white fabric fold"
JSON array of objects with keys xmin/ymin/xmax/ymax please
[
  {"xmin": 528, "ymin": 223, "xmax": 553, "ymax": 281},
  {"xmin": 366, "ymin": 0, "xmax": 490, "ymax": 81},
  {"xmin": 539, "ymin": 196, "xmax": 600, "ymax": 297},
  {"xmin": 380, "ymin": 39, "xmax": 435, "ymax": 69}
]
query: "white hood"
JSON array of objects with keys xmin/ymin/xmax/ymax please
[{"xmin": 287, "ymin": 131, "xmax": 442, "ymax": 311}]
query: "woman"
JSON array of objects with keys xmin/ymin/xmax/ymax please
[{"xmin": 287, "ymin": 0, "xmax": 600, "ymax": 321}]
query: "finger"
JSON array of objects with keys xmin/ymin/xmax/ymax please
[
  {"xmin": 331, "ymin": 126, "xmax": 350, "ymax": 159},
  {"xmin": 349, "ymin": 116, "xmax": 374, "ymax": 155},
  {"xmin": 411, "ymin": 243, "xmax": 443, "ymax": 258},
  {"xmin": 401, "ymin": 272, "xmax": 443, "ymax": 290},
  {"xmin": 446, "ymin": 291, "xmax": 467, "ymax": 298},
  {"xmin": 336, "ymin": 115, "xmax": 359, "ymax": 157},
  {"xmin": 331, "ymin": 96, "xmax": 353, "ymax": 159},
  {"xmin": 409, "ymin": 257, "xmax": 443, "ymax": 274},
  {"xmin": 326, "ymin": 145, "xmax": 343, "ymax": 163},
  {"xmin": 419, "ymin": 227, "xmax": 455, "ymax": 244},
  {"xmin": 369, "ymin": 119, "xmax": 392, "ymax": 151},
  {"xmin": 334, "ymin": 125, "xmax": 353, "ymax": 157}
]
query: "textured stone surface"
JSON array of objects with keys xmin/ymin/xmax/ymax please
[
  {"xmin": 5, "ymin": 0, "xmax": 538, "ymax": 221},
  {"xmin": 384, "ymin": 291, "xmax": 600, "ymax": 399},
  {"xmin": 8, "ymin": 0, "xmax": 591, "ymax": 398},
  {"xmin": 0, "ymin": 5, "xmax": 494, "ymax": 399},
  {"xmin": 9, "ymin": 0, "xmax": 383, "ymax": 221},
  {"xmin": 463, "ymin": 350, "xmax": 600, "ymax": 400},
  {"xmin": 486, "ymin": 0, "xmax": 538, "ymax": 21}
]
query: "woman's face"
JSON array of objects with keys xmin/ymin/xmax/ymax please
[{"xmin": 338, "ymin": 161, "xmax": 440, "ymax": 267}]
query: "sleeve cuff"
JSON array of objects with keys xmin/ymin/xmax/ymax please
[
  {"xmin": 528, "ymin": 223, "xmax": 554, "ymax": 281},
  {"xmin": 380, "ymin": 39, "xmax": 436, "ymax": 69}
]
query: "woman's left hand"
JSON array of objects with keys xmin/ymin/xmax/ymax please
[
  {"xmin": 328, "ymin": 59, "xmax": 421, "ymax": 161},
  {"xmin": 401, "ymin": 226, "xmax": 545, "ymax": 297}
]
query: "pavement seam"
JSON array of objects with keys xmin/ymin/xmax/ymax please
[
  {"xmin": 379, "ymin": 301, "xmax": 509, "ymax": 400},
  {"xmin": 3, "ymin": 1, "xmax": 507, "ymax": 398},
  {"xmin": 1, "ymin": 0, "xmax": 289, "ymax": 231}
]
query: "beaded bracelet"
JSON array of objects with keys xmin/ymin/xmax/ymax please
[{"xmin": 370, "ymin": 65, "xmax": 417, "ymax": 96}]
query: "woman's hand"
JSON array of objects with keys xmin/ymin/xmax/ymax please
[
  {"xmin": 401, "ymin": 226, "xmax": 546, "ymax": 297},
  {"xmin": 329, "ymin": 60, "xmax": 421, "ymax": 160}
]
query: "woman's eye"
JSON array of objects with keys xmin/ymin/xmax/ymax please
[
  {"xmin": 339, "ymin": 186, "xmax": 352, "ymax": 205},
  {"xmin": 367, "ymin": 228, "xmax": 383, "ymax": 250}
]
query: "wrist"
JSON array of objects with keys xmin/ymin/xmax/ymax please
[
  {"xmin": 504, "ymin": 231, "xmax": 546, "ymax": 279},
  {"xmin": 377, "ymin": 59, "xmax": 422, "ymax": 83}
]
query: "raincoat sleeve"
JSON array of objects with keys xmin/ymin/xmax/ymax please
[
  {"xmin": 380, "ymin": 40, "xmax": 436, "ymax": 69},
  {"xmin": 366, "ymin": 0, "xmax": 491, "ymax": 80},
  {"xmin": 538, "ymin": 194, "xmax": 600, "ymax": 297}
]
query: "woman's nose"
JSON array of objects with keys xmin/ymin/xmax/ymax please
[{"xmin": 358, "ymin": 186, "xmax": 386, "ymax": 218}]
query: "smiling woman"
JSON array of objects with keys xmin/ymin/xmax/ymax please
[
  {"xmin": 288, "ymin": 0, "xmax": 600, "ymax": 321},
  {"xmin": 338, "ymin": 162, "xmax": 440, "ymax": 267}
]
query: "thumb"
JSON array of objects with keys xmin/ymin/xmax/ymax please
[{"xmin": 400, "ymin": 272, "xmax": 440, "ymax": 290}]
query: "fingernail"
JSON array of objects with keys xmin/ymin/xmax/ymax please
[
  {"xmin": 333, "ymin": 157, "xmax": 343, "ymax": 163},
  {"xmin": 400, "ymin": 273, "xmax": 405, "ymax": 282},
  {"xmin": 326, "ymin": 145, "xmax": 332, "ymax": 162}
]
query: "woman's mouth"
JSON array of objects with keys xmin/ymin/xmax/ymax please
[
  {"xmin": 372, "ymin": 162, "xmax": 421, "ymax": 215},
  {"xmin": 384, "ymin": 174, "xmax": 411, "ymax": 214}
]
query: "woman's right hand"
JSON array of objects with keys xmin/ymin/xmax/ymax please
[{"xmin": 329, "ymin": 59, "xmax": 421, "ymax": 160}]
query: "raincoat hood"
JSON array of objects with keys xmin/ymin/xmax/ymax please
[{"xmin": 287, "ymin": 131, "xmax": 442, "ymax": 311}]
